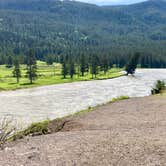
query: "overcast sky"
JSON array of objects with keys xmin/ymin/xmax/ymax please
[{"xmin": 76, "ymin": 0, "xmax": 148, "ymax": 5}]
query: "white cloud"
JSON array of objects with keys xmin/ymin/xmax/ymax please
[{"xmin": 76, "ymin": 0, "xmax": 148, "ymax": 5}]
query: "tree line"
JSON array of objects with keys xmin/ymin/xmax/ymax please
[
  {"xmin": 0, "ymin": 0, "xmax": 166, "ymax": 72},
  {"xmin": 8, "ymin": 50, "xmax": 111, "ymax": 84},
  {"xmin": 12, "ymin": 49, "xmax": 37, "ymax": 84},
  {"xmin": 0, "ymin": 48, "xmax": 153, "ymax": 84}
]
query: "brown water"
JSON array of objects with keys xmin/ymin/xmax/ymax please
[{"xmin": 0, "ymin": 69, "xmax": 166, "ymax": 127}]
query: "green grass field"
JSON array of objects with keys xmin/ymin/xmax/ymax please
[{"xmin": 0, "ymin": 61, "xmax": 124, "ymax": 91}]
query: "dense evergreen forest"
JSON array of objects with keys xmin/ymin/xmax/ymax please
[{"xmin": 0, "ymin": 0, "xmax": 166, "ymax": 67}]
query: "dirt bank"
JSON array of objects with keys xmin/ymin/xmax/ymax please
[{"xmin": 1, "ymin": 95, "xmax": 166, "ymax": 165}]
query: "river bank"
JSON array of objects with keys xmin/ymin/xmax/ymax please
[{"xmin": 1, "ymin": 93, "xmax": 166, "ymax": 165}]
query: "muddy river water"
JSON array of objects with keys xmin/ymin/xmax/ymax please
[{"xmin": 0, "ymin": 69, "xmax": 166, "ymax": 126}]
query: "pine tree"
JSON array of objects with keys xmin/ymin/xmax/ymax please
[
  {"xmin": 6, "ymin": 55, "xmax": 13, "ymax": 68},
  {"xmin": 13, "ymin": 58, "xmax": 21, "ymax": 83},
  {"xmin": 80, "ymin": 54, "xmax": 86, "ymax": 76},
  {"xmin": 62, "ymin": 59, "xmax": 68, "ymax": 79},
  {"xmin": 101, "ymin": 55, "xmax": 109, "ymax": 74},
  {"xmin": 69, "ymin": 61, "xmax": 75, "ymax": 79},
  {"xmin": 125, "ymin": 52, "xmax": 140, "ymax": 75},
  {"xmin": 91, "ymin": 55, "xmax": 98, "ymax": 78},
  {"xmin": 46, "ymin": 54, "xmax": 54, "ymax": 65},
  {"xmin": 26, "ymin": 49, "xmax": 37, "ymax": 84}
]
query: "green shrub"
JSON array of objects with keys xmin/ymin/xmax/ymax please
[
  {"xmin": 23, "ymin": 120, "xmax": 49, "ymax": 135},
  {"xmin": 12, "ymin": 120, "xmax": 49, "ymax": 140},
  {"xmin": 151, "ymin": 80, "xmax": 165, "ymax": 94},
  {"xmin": 112, "ymin": 96, "xmax": 129, "ymax": 102}
]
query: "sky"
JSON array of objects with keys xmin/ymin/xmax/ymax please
[{"xmin": 76, "ymin": 0, "xmax": 148, "ymax": 5}]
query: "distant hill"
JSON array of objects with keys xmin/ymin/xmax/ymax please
[{"xmin": 0, "ymin": 0, "xmax": 165, "ymax": 61}]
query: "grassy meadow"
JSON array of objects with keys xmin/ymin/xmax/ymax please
[{"xmin": 0, "ymin": 61, "xmax": 124, "ymax": 91}]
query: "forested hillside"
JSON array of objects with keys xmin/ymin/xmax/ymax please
[{"xmin": 0, "ymin": 0, "xmax": 166, "ymax": 67}]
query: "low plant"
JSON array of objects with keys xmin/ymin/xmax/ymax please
[
  {"xmin": 112, "ymin": 96, "xmax": 129, "ymax": 102},
  {"xmin": 151, "ymin": 80, "xmax": 165, "ymax": 94},
  {"xmin": 12, "ymin": 120, "xmax": 49, "ymax": 140},
  {"xmin": 0, "ymin": 115, "xmax": 16, "ymax": 149},
  {"xmin": 23, "ymin": 120, "xmax": 49, "ymax": 135}
]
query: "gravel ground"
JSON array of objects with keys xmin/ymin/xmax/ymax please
[{"xmin": 1, "ymin": 95, "xmax": 166, "ymax": 165}]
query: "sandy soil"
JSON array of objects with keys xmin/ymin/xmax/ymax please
[{"xmin": 1, "ymin": 95, "xmax": 166, "ymax": 165}]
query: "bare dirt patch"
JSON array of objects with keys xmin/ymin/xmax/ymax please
[{"xmin": 1, "ymin": 95, "xmax": 166, "ymax": 165}]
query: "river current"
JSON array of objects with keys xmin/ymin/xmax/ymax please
[{"xmin": 0, "ymin": 69, "xmax": 166, "ymax": 126}]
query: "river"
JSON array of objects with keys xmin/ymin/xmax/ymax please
[{"xmin": 0, "ymin": 69, "xmax": 166, "ymax": 127}]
